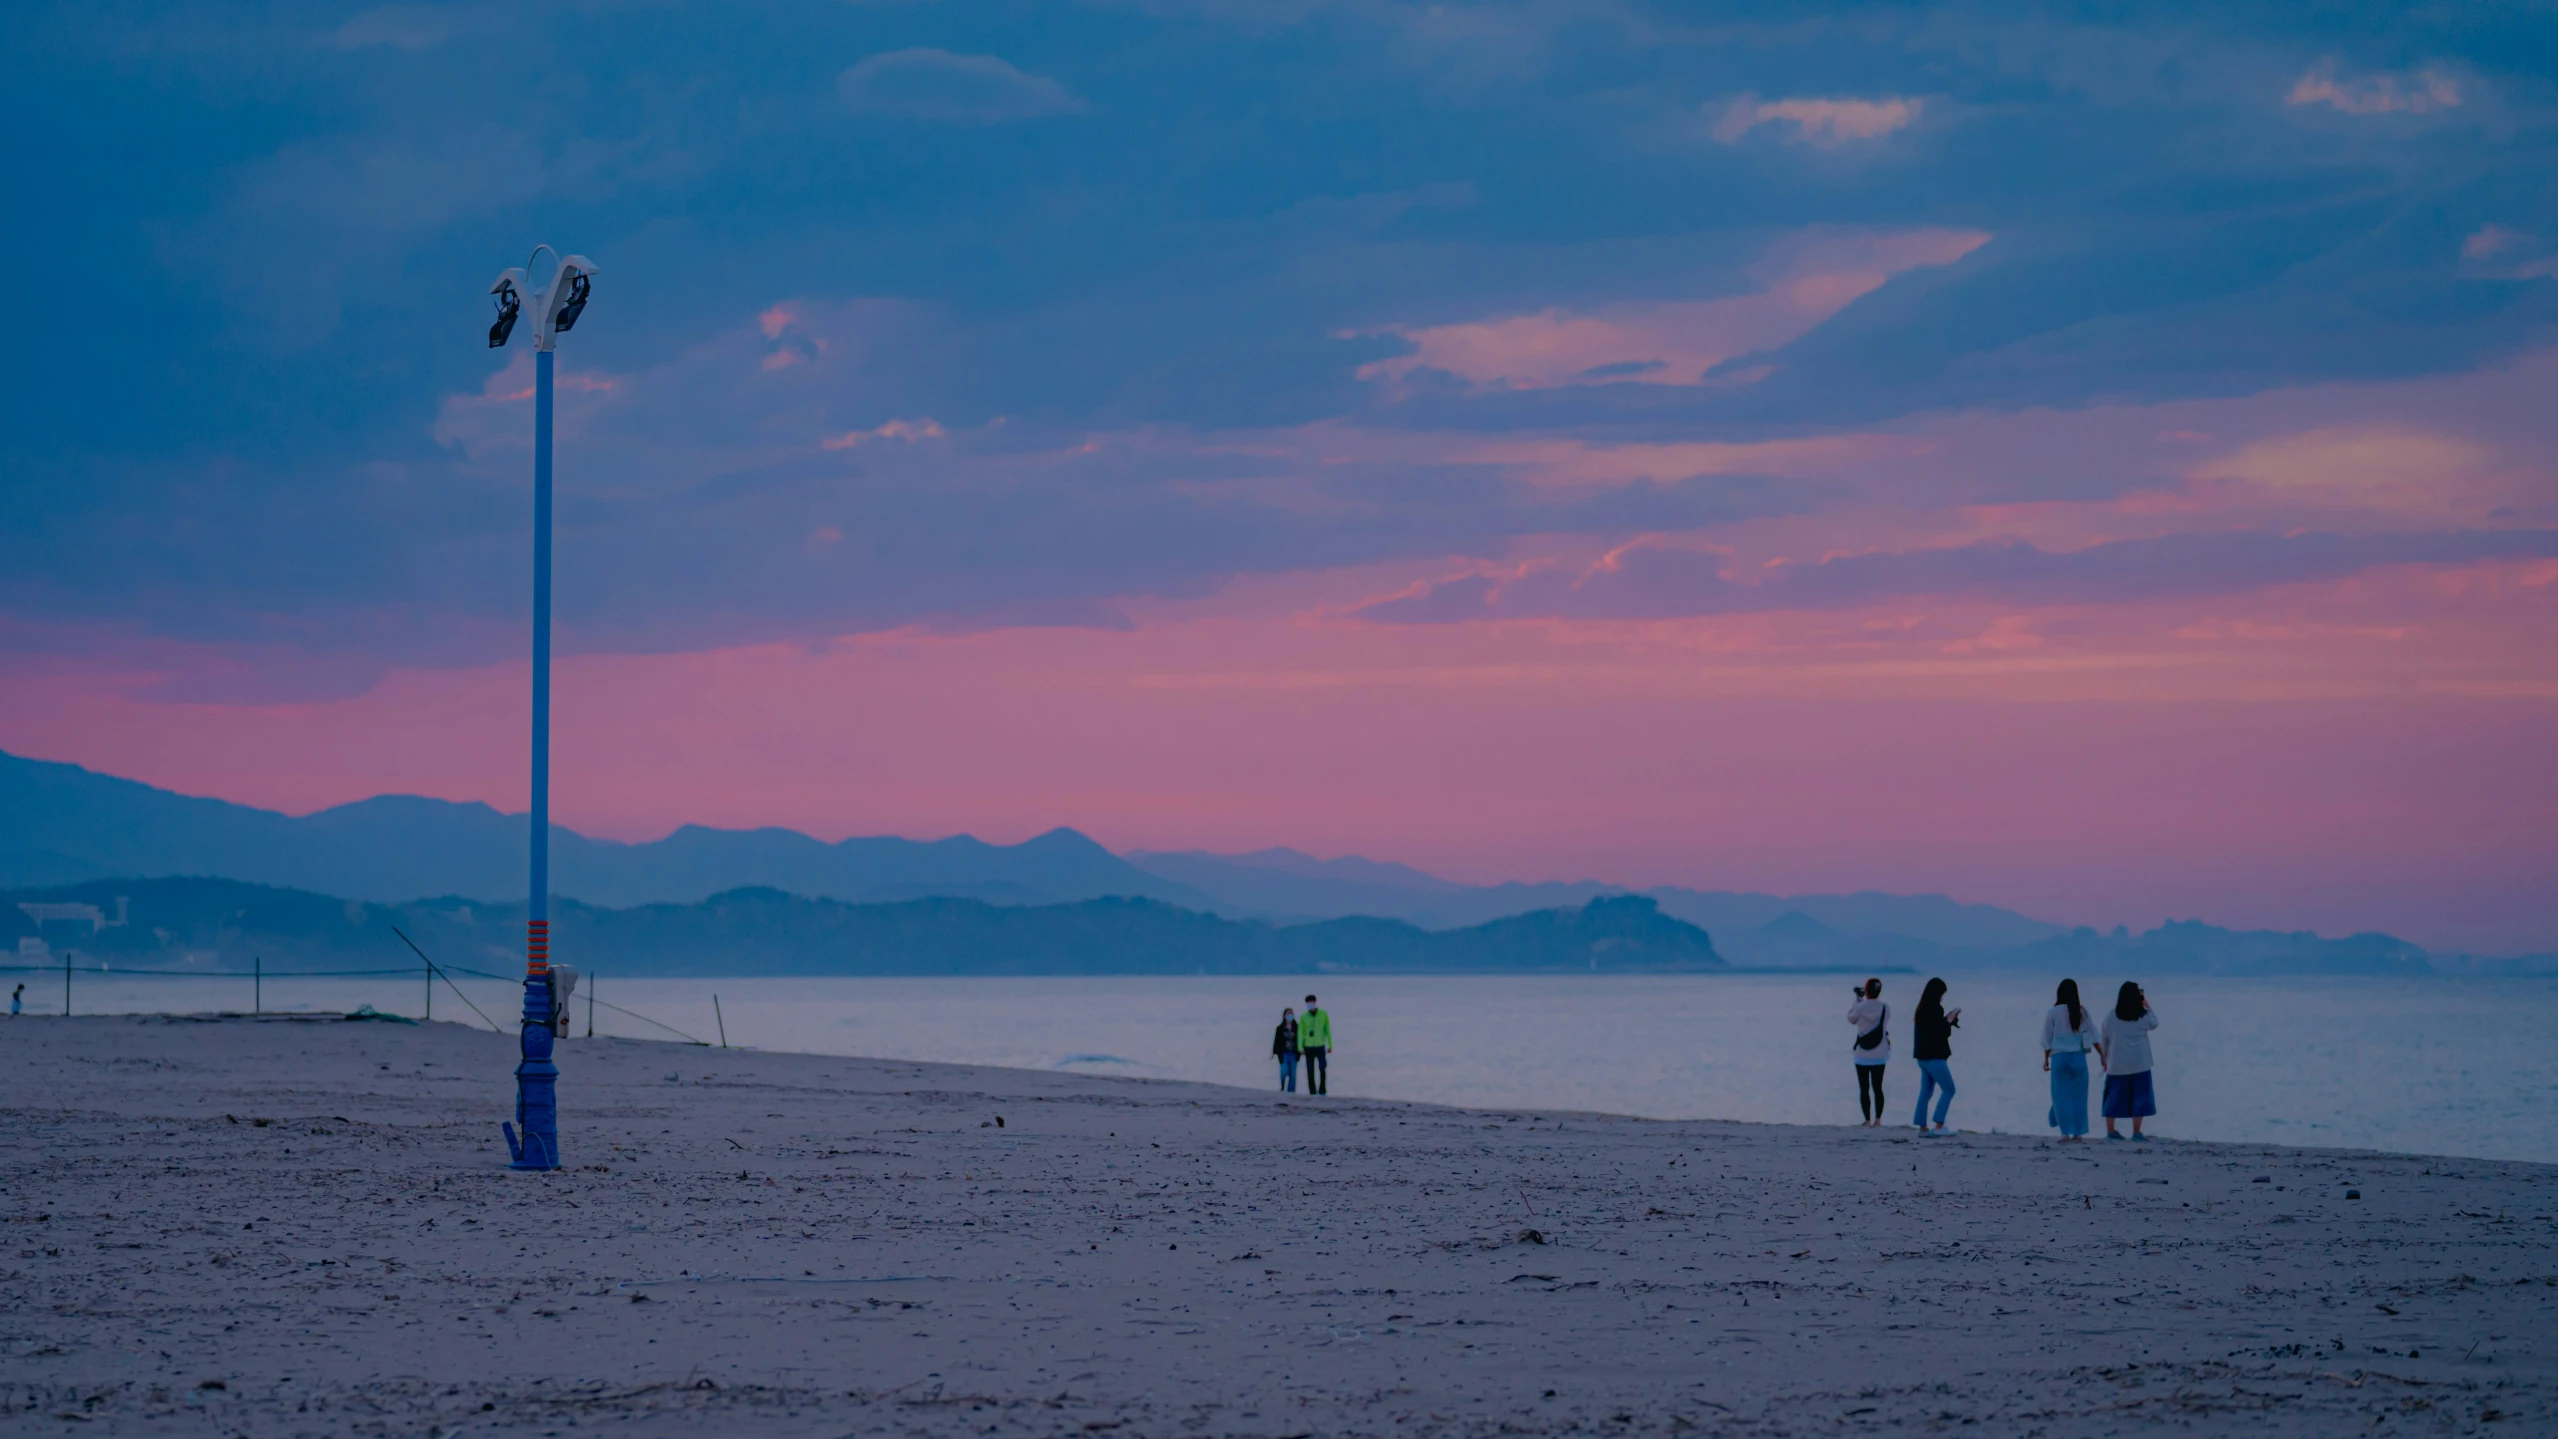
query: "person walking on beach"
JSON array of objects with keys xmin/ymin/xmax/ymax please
[
  {"xmin": 1847, "ymin": 978, "xmax": 1890, "ymax": 1126},
  {"xmin": 2041, "ymin": 978, "xmax": 2100, "ymax": 1141},
  {"xmin": 1272, "ymin": 1005, "xmax": 1300, "ymax": 1093},
  {"xmin": 1298, "ymin": 995, "xmax": 1332, "ymax": 1096},
  {"xmin": 1910, "ymin": 977, "xmax": 1960, "ymax": 1132},
  {"xmin": 2099, "ymin": 980, "xmax": 2161, "ymax": 1141},
  {"xmin": 9, "ymin": 983, "xmax": 20, "ymax": 1016}
]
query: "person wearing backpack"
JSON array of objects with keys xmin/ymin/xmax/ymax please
[
  {"xmin": 1298, "ymin": 995, "xmax": 1333, "ymax": 1096},
  {"xmin": 1271, "ymin": 1005, "xmax": 1300, "ymax": 1093},
  {"xmin": 1846, "ymin": 978, "xmax": 1890, "ymax": 1126}
]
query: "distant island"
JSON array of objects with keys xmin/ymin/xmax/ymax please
[
  {"xmin": 2, "ymin": 747, "xmax": 2546, "ymax": 976},
  {"xmin": 0, "ymin": 877, "xmax": 1726, "ymax": 977}
]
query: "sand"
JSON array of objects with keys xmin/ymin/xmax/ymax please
[{"xmin": 1, "ymin": 1014, "xmax": 2552, "ymax": 1436}]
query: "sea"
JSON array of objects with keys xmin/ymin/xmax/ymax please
[{"xmin": 28, "ymin": 969, "xmax": 2555, "ymax": 1165}]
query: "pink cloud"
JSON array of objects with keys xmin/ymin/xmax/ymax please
[
  {"xmin": 14, "ymin": 350, "xmax": 2558, "ymax": 951},
  {"xmin": 821, "ymin": 417, "xmax": 948, "ymax": 450},
  {"xmin": 2458, "ymin": 225, "xmax": 2558, "ymax": 280},
  {"xmin": 2463, "ymin": 225, "xmax": 2525, "ymax": 261},
  {"xmin": 1711, "ymin": 95, "xmax": 1921, "ymax": 146},
  {"xmin": 1355, "ymin": 228, "xmax": 1988, "ymax": 391},
  {"xmin": 2187, "ymin": 424, "xmax": 2497, "ymax": 503},
  {"xmin": 3, "ymin": 579, "xmax": 2553, "ymax": 949},
  {"xmin": 2286, "ymin": 63, "xmax": 2464, "ymax": 115}
]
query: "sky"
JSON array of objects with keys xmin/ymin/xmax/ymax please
[{"xmin": 2, "ymin": 1, "xmax": 2555, "ymax": 951}]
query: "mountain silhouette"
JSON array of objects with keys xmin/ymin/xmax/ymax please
[
  {"xmin": 0, "ymin": 876, "xmax": 1726, "ymax": 977},
  {"xmin": 1125, "ymin": 849, "xmax": 2065, "ymax": 950},
  {"xmin": 0, "ymin": 749, "xmax": 1218, "ymax": 911},
  {"xmin": 6, "ymin": 747, "xmax": 2521, "ymax": 971}
]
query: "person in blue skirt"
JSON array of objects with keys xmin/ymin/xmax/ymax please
[
  {"xmin": 2099, "ymin": 980, "xmax": 2160, "ymax": 1141},
  {"xmin": 2041, "ymin": 978, "xmax": 2100, "ymax": 1141}
]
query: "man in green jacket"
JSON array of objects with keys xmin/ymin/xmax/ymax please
[{"xmin": 1298, "ymin": 994, "xmax": 1332, "ymax": 1095}]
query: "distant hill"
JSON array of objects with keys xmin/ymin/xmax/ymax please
[
  {"xmin": 1997, "ymin": 920, "xmax": 2431, "ymax": 976},
  {"xmin": 1125, "ymin": 849, "xmax": 2068, "ymax": 951},
  {"xmin": 0, "ymin": 877, "xmax": 1724, "ymax": 977},
  {"xmin": 6, "ymin": 747, "xmax": 2528, "ymax": 973},
  {"xmin": 0, "ymin": 749, "xmax": 1218, "ymax": 911},
  {"xmin": 6, "ymin": 876, "xmax": 2513, "ymax": 979},
  {"xmin": 1126, "ymin": 847, "xmax": 1471, "ymax": 922}
]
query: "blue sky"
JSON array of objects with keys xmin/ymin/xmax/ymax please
[
  {"xmin": 3, "ymin": 2, "xmax": 2555, "ymax": 945},
  {"xmin": 7, "ymin": 1, "xmax": 2552, "ymax": 670}
]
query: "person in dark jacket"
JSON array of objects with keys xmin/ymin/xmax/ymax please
[
  {"xmin": 1910, "ymin": 977, "xmax": 1961, "ymax": 1133},
  {"xmin": 1272, "ymin": 1006, "xmax": 1300, "ymax": 1093}
]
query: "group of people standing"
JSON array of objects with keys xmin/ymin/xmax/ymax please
[
  {"xmin": 1270, "ymin": 995, "xmax": 1332, "ymax": 1095},
  {"xmin": 1848, "ymin": 977, "xmax": 2162, "ymax": 1141}
]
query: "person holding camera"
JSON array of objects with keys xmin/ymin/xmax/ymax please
[{"xmin": 1846, "ymin": 978, "xmax": 1890, "ymax": 1126}]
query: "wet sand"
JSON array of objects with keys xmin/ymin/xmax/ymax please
[{"xmin": 2, "ymin": 1013, "xmax": 2553, "ymax": 1435}]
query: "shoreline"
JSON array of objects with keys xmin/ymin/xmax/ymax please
[
  {"xmin": 21, "ymin": 973, "xmax": 2553, "ymax": 1168},
  {"xmin": 72, "ymin": 1005, "xmax": 2542, "ymax": 1168},
  {"xmin": 3, "ymin": 1014, "xmax": 2553, "ymax": 1435}
]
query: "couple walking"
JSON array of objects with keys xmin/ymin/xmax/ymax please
[
  {"xmin": 1271, "ymin": 995, "xmax": 1332, "ymax": 1095},
  {"xmin": 1846, "ymin": 977, "xmax": 1961, "ymax": 1131}
]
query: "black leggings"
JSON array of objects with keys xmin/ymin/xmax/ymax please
[{"xmin": 1856, "ymin": 1064, "xmax": 1886, "ymax": 1121}]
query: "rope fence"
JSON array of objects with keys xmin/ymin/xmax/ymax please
[{"xmin": 0, "ymin": 941, "xmax": 711, "ymax": 1046}]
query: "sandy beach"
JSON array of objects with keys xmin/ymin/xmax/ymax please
[{"xmin": 3, "ymin": 1014, "xmax": 2553, "ymax": 1436}]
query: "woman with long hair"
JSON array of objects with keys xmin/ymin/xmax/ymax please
[
  {"xmin": 1910, "ymin": 977, "xmax": 1960, "ymax": 1132},
  {"xmin": 1271, "ymin": 1006, "xmax": 1300, "ymax": 1093},
  {"xmin": 2099, "ymin": 980, "xmax": 2161, "ymax": 1141},
  {"xmin": 2041, "ymin": 978, "xmax": 2100, "ymax": 1141},
  {"xmin": 1846, "ymin": 978, "xmax": 1890, "ymax": 1127}
]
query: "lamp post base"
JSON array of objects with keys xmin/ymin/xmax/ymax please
[{"xmin": 506, "ymin": 971, "xmax": 560, "ymax": 1170}]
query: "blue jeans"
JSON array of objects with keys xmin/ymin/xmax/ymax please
[
  {"xmin": 2048, "ymin": 1051, "xmax": 2089, "ymax": 1136},
  {"xmin": 1278, "ymin": 1053, "xmax": 1297, "ymax": 1092},
  {"xmin": 1913, "ymin": 1059, "xmax": 1955, "ymax": 1127}
]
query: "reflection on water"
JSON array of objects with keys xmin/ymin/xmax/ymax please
[{"xmin": 27, "ymin": 969, "xmax": 2556, "ymax": 1165}]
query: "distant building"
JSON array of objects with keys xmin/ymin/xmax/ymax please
[{"xmin": 16, "ymin": 897, "xmax": 128, "ymax": 933}]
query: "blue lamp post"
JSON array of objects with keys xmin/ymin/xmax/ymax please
[{"xmin": 487, "ymin": 246, "xmax": 597, "ymax": 1172}]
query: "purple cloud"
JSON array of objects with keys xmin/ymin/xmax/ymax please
[{"xmin": 1354, "ymin": 528, "xmax": 2558, "ymax": 624}]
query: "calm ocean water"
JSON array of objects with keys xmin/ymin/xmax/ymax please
[{"xmin": 31, "ymin": 969, "xmax": 2557, "ymax": 1165}]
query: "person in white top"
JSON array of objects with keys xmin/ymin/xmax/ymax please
[
  {"xmin": 2098, "ymin": 980, "xmax": 2161, "ymax": 1141},
  {"xmin": 2040, "ymin": 978, "xmax": 2102, "ymax": 1141},
  {"xmin": 1846, "ymin": 977, "xmax": 1890, "ymax": 1127}
]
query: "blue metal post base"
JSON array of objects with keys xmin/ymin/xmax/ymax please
[{"xmin": 508, "ymin": 972, "xmax": 559, "ymax": 1170}]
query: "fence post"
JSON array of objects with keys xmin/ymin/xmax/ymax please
[
  {"xmin": 63, "ymin": 952, "xmax": 71, "ymax": 1017},
  {"xmin": 253, "ymin": 955, "xmax": 261, "ymax": 1015},
  {"xmin": 713, "ymin": 993, "xmax": 727, "ymax": 1048},
  {"xmin": 586, "ymin": 970, "xmax": 595, "ymax": 1039},
  {"xmin": 426, "ymin": 960, "xmax": 433, "ymax": 1023}
]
